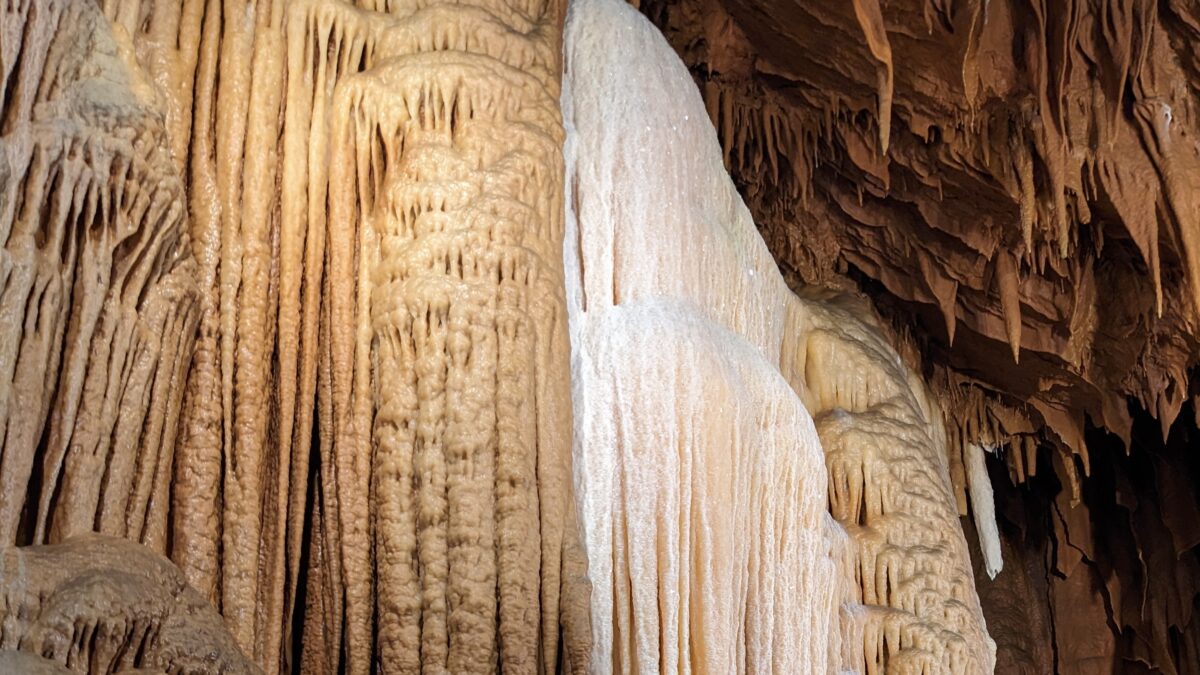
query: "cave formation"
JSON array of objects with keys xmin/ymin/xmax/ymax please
[{"xmin": 0, "ymin": 0, "xmax": 1197, "ymax": 673}]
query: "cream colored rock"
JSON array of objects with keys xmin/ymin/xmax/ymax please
[
  {"xmin": 564, "ymin": 1, "xmax": 848, "ymax": 672},
  {"xmin": 302, "ymin": 2, "xmax": 590, "ymax": 673},
  {"xmin": 88, "ymin": 2, "xmax": 593, "ymax": 672},
  {"xmin": 965, "ymin": 443, "xmax": 1003, "ymax": 580},
  {"xmin": 787, "ymin": 293, "xmax": 997, "ymax": 673},
  {"xmin": 566, "ymin": 300, "xmax": 850, "ymax": 673},
  {"xmin": 563, "ymin": 0, "xmax": 993, "ymax": 672}
]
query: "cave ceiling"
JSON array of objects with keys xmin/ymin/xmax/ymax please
[{"xmin": 638, "ymin": 0, "xmax": 1200, "ymax": 488}]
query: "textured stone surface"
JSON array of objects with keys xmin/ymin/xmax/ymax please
[
  {"xmin": 0, "ymin": 651, "xmax": 75, "ymax": 674},
  {"xmin": 635, "ymin": 1, "xmax": 1200, "ymax": 670},
  {"xmin": 564, "ymin": 2, "xmax": 993, "ymax": 672},
  {"xmin": 0, "ymin": 534, "xmax": 258, "ymax": 674},
  {"xmin": 2, "ymin": 0, "xmax": 1196, "ymax": 672},
  {"xmin": 0, "ymin": 0, "xmax": 197, "ymax": 550},
  {"xmin": 3, "ymin": 1, "xmax": 590, "ymax": 672},
  {"xmin": 308, "ymin": 1, "xmax": 591, "ymax": 672},
  {"xmin": 635, "ymin": 0, "xmax": 1200, "ymax": 506}
]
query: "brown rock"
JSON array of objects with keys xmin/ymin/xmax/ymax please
[
  {"xmin": 0, "ymin": 534, "xmax": 258, "ymax": 674},
  {"xmin": 635, "ymin": 0, "xmax": 1200, "ymax": 493},
  {"xmin": 0, "ymin": 0, "xmax": 198, "ymax": 550}
]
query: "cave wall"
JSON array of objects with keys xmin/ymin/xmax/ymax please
[
  {"xmin": 2, "ymin": 0, "xmax": 1199, "ymax": 673},
  {"xmin": 563, "ymin": 1, "xmax": 853, "ymax": 670},
  {"xmin": 965, "ymin": 410, "xmax": 1200, "ymax": 674},
  {"xmin": 2, "ymin": 0, "xmax": 592, "ymax": 672},
  {"xmin": 634, "ymin": 0, "xmax": 1200, "ymax": 484},
  {"xmin": 0, "ymin": 0, "xmax": 198, "ymax": 553},
  {"xmin": 0, "ymin": 535, "xmax": 258, "ymax": 673}
]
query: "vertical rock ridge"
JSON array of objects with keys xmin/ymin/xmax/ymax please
[
  {"xmin": 309, "ymin": 2, "xmax": 589, "ymax": 673},
  {"xmin": 24, "ymin": 1, "xmax": 590, "ymax": 672},
  {"xmin": 0, "ymin": 0, "xmax": 198, "ymax": 553},
  {"xmin": 786, "ymin": 293, "xmax": 997, "ymax": 673}
]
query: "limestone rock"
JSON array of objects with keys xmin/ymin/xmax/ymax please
[
  {"xmin": 0, "ymin": 534, "xmax": 258, "ymax": 674},
  {"xmin": 0, "ymin": 0, "xmax": 198, "ymax": 551},
  {"xmin": 635, "ymin": 0, "xmax": 1200, "ymax": 530},
  {"xmin": 93, "ymin": 1, "xmax": 593, "ymax": 671},
  {"xmin": 564, "ymin": 1, "xmax": 994, "ymax": 672}
]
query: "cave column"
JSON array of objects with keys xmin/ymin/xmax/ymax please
[{"xmin": 307, "ymin": 1, "xmax": 591, "ymax": 673}]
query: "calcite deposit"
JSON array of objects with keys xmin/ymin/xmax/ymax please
[
  {"xmin": 564, "ymin": 1, "xmax": 993, "ymax": 671},
  {"xmin": 636, "ymin": 0, "xmax": 1200, "ymax": 492},
  {"xmin": 1, "ymin": 0, "xmax": 1199, "ymax": 673},
  {"xmin": 0, "ymin": 534, "xmax": 258, "ymax": 674},
  {"xmin": 0, "ymin": 0, "xmax": 197, "ymax": 550},
  {"xmin": 4, "ymin": 0, "xmax": 591, "ymax": 671},
  {"xmin": 637, "ymin": 0, "xmax": 1200, "ymax": 669},
  {"xmin": 312, "ymin": 1, "xmax": 590, "ymax": 672}
]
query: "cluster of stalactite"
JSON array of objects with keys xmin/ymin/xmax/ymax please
[
  {"xmin": 2, "ymin": 0, "xmax": 590, "ymax": 672},
  {"xmin": 7, "ymin": 0, "xmax": 1199, "ymax": 673},
  {"xmin": 637, "ymin": 1, "xmax": 1200, "ymax": 670},
  {"xmin": 309, "ymin": 2, "xmax": 592, "ymax": 672},
  {"xmin": 0, "ymin": 0, "xmax": 198, "ymax": 557},
  {"xmin": 788, "ymin": 292, "xmax": 997, "ymax": 674},
  {"xmin": 636, "ymin": 0, "xmax": 1200, "ymax": 507},
  {"xmin": 963, "ymin": 408, "xmax": 1200, "ymax": 674}
]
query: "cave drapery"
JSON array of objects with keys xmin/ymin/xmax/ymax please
[{"xmin": 0, "ymin": 0, "xmax": 1198, "ymax": 673}]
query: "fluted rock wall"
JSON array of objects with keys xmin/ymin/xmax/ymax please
[
  {"xmin": 312, "ymin": 1, "xmax": 590, "ymax": 672},
  {"xmin": 3, "ymin": 1, "xmax": 591, "ymax": 672},
  {"xmin": 787, "ymin": 293, "xmax": 997, "ymax": 673},
  {"xmin": 562, "ymin": 2, "xmax": 851, "ymax": 671},
  {"xmin": 562, "ymin": 1, "xmax": 994, "ymax": 672},
  {"xmin": 0, "ymin": 0, "xmax": 198, "ymax": 551},
  {"xmin": 14, "ymin": 0, "xmax": 1172, "ymax": 672},
  {"xmin": 633, "ymin": 0, "xmax": 1200, "ymax": 482}
]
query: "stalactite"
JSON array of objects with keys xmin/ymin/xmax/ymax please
[
  {"xmin": 2, "ymin": 0, "xmax": 1197, "ymax": 673},
  {"xmin": 965, "ymin": 443, "xmax": 1003, "ymax": 579},
  {"xmin": 80, "ymin": 2, "xmax": 591, "ymax": 672},
  {"xmin": 635, "ymin": 0, "xmax": 1200, "ymax": 477},
  {"xmin": 849, "ymin": 0, "xmax": 892, "ymax": 154},
  {"xmin": 0, "ymin": 0, "xmax": 198, "ymax": 550},
  {"xmin": 995, "ymin": 251, "xmax": 1023, "ymax": 363},
  {"xmin": 787, "ymin": 295, "xmax": 997, "ymax": 674}
]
